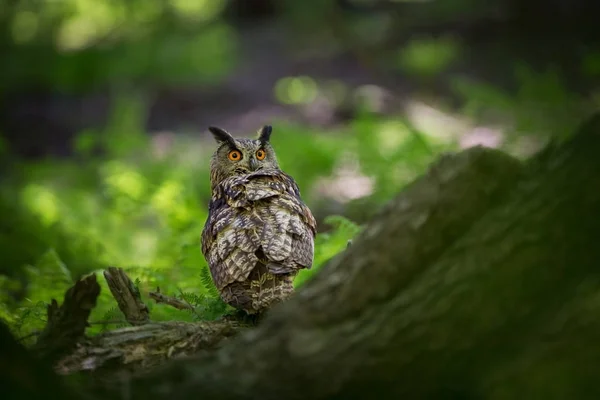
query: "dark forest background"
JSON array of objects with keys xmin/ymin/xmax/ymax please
[{"xmin": 1, "ymin": 0, "xmax": 599, "ymax": 344}]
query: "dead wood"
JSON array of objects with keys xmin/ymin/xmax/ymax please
[
  {"xmin": 103, "ymin": 267, "xmax": 150, "ymax": 326},
  {"xmin": 148, "ymin": 288, "xmax": 194, "ymax": 311},
  {"xmin": 32, "ymin": 274, "xmax": 101, "ymax": 364},
  {"xmin": 29, "ymin": 267, "xmax": 248, "ymax": 377},
  {"xmin": 54, "ymin": 319, "xmax": 244, "ymax": 376}
]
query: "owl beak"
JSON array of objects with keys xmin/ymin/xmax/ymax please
[{"xmin": 249, "ymin": 158, "xmax": 259, "ymax": 171}]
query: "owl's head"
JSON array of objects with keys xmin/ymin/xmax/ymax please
[{"xmin": 207, "ymin": 125, "xmax": 280, "ymax": 188}]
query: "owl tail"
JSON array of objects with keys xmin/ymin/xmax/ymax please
[
  {"xmin": 220, "ymin": 263, "xmax": 296, "ymax": 314},
  {"xmin": 265, "ymin": 262, "xmax": 296, "ymax": 274}
]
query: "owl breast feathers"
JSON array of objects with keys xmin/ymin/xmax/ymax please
[{"xmin": 201, "ymin": 168, "xmax": 317, "ymax": 314}]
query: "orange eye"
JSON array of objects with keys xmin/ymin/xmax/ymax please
[
  {"xmin": 228, "ymin": 150, "xmax": 242, "ymax": 161},
  {"xmin": 256, "ymin": 149, "xmax": 266, "ymax": 160}
]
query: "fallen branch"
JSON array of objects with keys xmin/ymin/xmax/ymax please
[
  {"xmin": 32, "ymin": 274, "xmax": 101, "ymax": 364},
  {"xmin": 54, "ymin": 320, "xmax": 245, "ymax": 376},
  {"xmin": 103, "ymin": 267, "xmax": 150, "ymax": 326},
  {"xmin": 32, "ymin": 267, "xmax": 250, "ymax": 376},
  {"xmin": 148, "ymin": 288, "xmax": 194, "ymax": 311}
]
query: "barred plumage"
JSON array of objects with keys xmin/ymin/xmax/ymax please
[{"xmin": 201, "ymin": 126, "xmax": 317, "ymax": 314}]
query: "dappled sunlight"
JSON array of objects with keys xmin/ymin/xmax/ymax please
[
  {"xmin": 315, "ymin": 172, "xmax": 374, "ymax": 203},
  {"xmin": 131, "ymin": 231, "xmax": 159, "ymax": 267},
  {"xmin": 397, "ymin": 35, "xmax": 462, "ymax": 78},
  {"xmin": 56, "ymin": 0, "xmax": 127, "ymax": 51},
  {"xmin": 101, "ymin": 161, "xmax": 148, "ymax": 201},
  {"xmin": 315, "ymin": 152, "xmax": 374, "ymax": 203},
  {"xmin": 53, "ymin": 0, "xmax": 227, "ymax": 52},
  {"xmin": 353, "ymin": 84, "xmax": 394, "ymax": 114},
  {"xmin": 21, "ymin": 184, "xmax": 60, "ymax": 227},
  {"xmin": 151, "ymin": 180, "xmax": 184, "ymax": 213},
  {"xmin": 459, "ymin": 126, "xmax": 504, "ymax": 149},
  {"xmin": 376, "ymin": 120, "xmax": 414, "ymax": 158},
  {"xmin": 151, "ymin": 179, "xmax": 195, "ymax": 227},
  {"xmin": 275, "ymin": 76, "xmax": 319, "ymax": 105},
  {"xmin": 171, "ymin": 0, "xmax": 227, "ymax": 22},
  {"xmin": 403, "ymin": 99, "xmax": 511, "ymax": 151},
  {"xmin": 404, "ymin": 100, "xmax": 469, "ymax": 144}
]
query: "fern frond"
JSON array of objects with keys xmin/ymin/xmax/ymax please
[
  {"xmin": 98, "ymin": 307, "xmax": 123, "ymax": 331},
  {"xmin": 199, "ymin": 265, "xmax": 219, "ymax": 297},
  {"xmin": 179, "ymin": 291, "xmax": 206, "ymax": 307}
]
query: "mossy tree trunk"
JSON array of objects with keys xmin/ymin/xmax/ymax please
[{"xmin": 5, "ymin": 114, "xmax": 600, "ymax": 400}]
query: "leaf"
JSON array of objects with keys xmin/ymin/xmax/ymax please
[
  {"xmin": 199, "ymin": 265, "xmax": 220, "ymax": 298},
  {"xmin": 24, "ymin": 249, "xmax": 73, "ymax": 307}
]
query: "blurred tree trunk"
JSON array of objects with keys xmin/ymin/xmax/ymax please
[{"xmin": 82, "ymin": 116, "xmax": 600, "ymax": 400}]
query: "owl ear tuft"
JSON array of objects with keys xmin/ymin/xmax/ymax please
[
  {"xmin": 208, "ymin": 126, "xmax": 235, "ymax": 146},
  {"xmin": 258, "ymin": 125, "xmax": 273, "ymax": 144}
]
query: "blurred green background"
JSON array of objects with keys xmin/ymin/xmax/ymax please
[{"xmin": 0, "ymin": 0, "xmax": 598, "ymax": 341}]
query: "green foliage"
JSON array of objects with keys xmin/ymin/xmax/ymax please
[
  {"xmin": 25, "ymin": 249, "xmax": 73, "ymax": 304},
  {"xmin": 295, "ymin": 215, "xmax": 362, "ymax": 287},
  {"xmin": 451, "ymin": 62, "xmax": 592, "ymax": 145},
  {"xmin": 0, "ymin": 0, "xmax": 237, "ymax": 92},
  {"xmin": 0, "ymin": 89, "xmax": 449, "ymax": 339},
  {"xmin": 397, "ymin": 35, "xmax": 462, "ymax": 78}
]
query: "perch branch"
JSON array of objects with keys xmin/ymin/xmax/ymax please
[{"xmin": 103, "ymin": 267, "xmax": 150, "ymax": 326}]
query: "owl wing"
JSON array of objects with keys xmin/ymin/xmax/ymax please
[
  {"xmin": 201, "ymin": 170, "xmax": 316, "ymax": 290},
  {"xmin": 201, "ymin": 184, "xmax": 262, "ymax": 291},
  {"xmin": 245, "ymin": 171, "xmax": 316, "ymax": 274}
]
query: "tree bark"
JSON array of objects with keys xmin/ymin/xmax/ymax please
[
  {"xmin": 32, "ymin": 274, "xmax": 100, "ymax": 364},
  {"xmin": 103, "ymin": 267, "xmax": 150, "ymax": 326},
  {"xmin": 7, "ymin": 114, "xmax": 600, "ymax": 399}
]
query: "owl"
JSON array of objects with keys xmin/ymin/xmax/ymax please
[{"xmin": 201, "ymin": 125, "xmax": 317, "ymax": 315}]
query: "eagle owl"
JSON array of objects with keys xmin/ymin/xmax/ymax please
[{"xmin": 201, "ymin": 125, "xmax": 317, "ymax": 315}]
